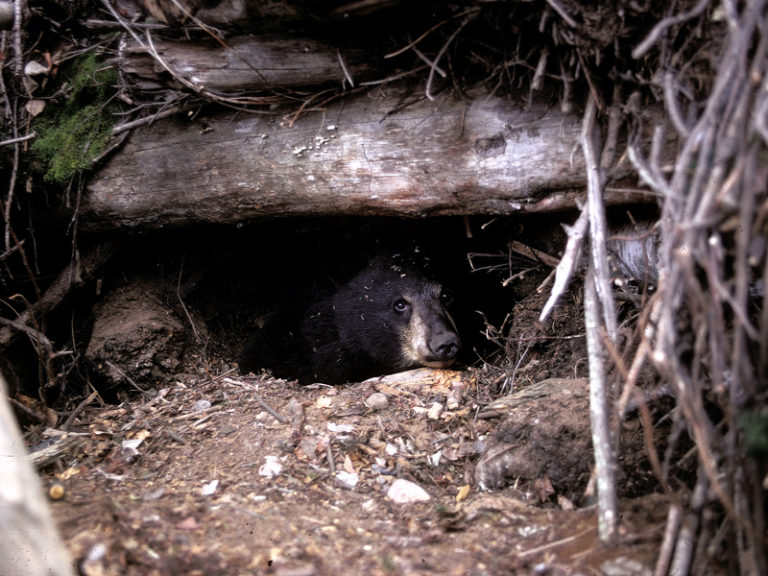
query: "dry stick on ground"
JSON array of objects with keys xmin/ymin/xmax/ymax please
[
  {"xmin": 104, "ymin": 361, "xmax": 150, "ymax": 399},
  {"xmin": 668, "ymin": 466, "xmax": 708, "ymax": 575}
]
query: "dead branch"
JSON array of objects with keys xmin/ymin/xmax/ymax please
[
  {"xmin": 631, "ymin": 1, "xmax": 768, "ymax": 569},
  {"xmin": 538, "ymin": 208, "xmax": 587, "ymax": 323},
  {"xmin": 582, "ymin": 94, "xmax": 617, "ymax": 340},
  {"xmin": 632, "ymin": 0, "xmax": 712, "ymax": 59},
  {"xmin": 584, "ymin": 264, "xmax": 617, "ymax": 542},
  {"xmin": 425, "ymin": 13, "xmax": 475, "ymax": 101}
]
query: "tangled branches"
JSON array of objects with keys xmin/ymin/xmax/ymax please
[{"xmin": 625, "ymin": 0, "xmax": 768, "ymax": 573}]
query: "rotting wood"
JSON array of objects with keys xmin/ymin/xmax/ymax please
[{"xmin": 82, "ymin": 86, "xmax": 652, "ymax": 230}]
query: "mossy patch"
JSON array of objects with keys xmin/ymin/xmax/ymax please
[{"xmin": 30, "ymin": 53, "xmax": 119, "ymax": 185}]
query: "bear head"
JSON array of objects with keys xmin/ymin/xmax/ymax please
[{"xmin": 331, "ymin": 256, "xmax": 461, "ymax": 375}]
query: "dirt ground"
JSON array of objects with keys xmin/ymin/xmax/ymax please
[
  {"xmin": 27, "ymin": 258, "xmax": 679, "ymax": 576},
  {"xmin": 38, "ymin": 369, "xmax": 669, "ymax": 576}
]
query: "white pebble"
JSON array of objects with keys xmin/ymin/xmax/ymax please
[
  {"xmin": 387, "ymin": 478, "xmax": 430, "ymax": 504},
  {"xmin": 258, "ymin": 455, "xmax": 283, "ymax": 478}
]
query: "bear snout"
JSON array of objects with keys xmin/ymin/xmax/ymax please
[
  {"xmin": 430, "ymin": 332, "xmax": 460, "ymax": 362},
  {"xmin": 405, "ymin": 303, "xmax": 462, "ymax": 368}
]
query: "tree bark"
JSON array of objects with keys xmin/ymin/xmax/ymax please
[{"xmin": 82, "ymin": 86, "xmax": 649, "ymax": 230}]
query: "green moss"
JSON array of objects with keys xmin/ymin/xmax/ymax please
[{"xmin": 30, "ymin": 53, "xmax": 119, "ymax": 185}]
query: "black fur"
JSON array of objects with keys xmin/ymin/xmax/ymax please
[{"xmin": 238, "ymin": 255, "xmax": 461, "ymax": 384}]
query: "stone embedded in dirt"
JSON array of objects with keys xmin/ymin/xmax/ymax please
[
  {"xmin": 387, "ymin": 478, "xmax": 431, "ymax": 504},
  {"xmin": 85, "ymin": 280, "xmax": 189, "ymax": 389},
  {"xmin": 193, "ymin": 399, "xmax": 211, "ymax": 412},
  {"xmin": 364, "ymin": 392, "xmax": 389, "ymax": 410}
]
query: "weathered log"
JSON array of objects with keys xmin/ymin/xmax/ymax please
[
  {"xmin": 0, "ymin": 373, "xmax": 75, "ymax": 576},
  {"xmin": 82, "ymin": 86, "xmax": 650, "ymax": 230},
  {"xmin": 120, "ymin": 35, "xmax": 372, "ymax": 93}
]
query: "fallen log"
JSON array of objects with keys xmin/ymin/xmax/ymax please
[
  {"xmin": 119, "ymin": 35, "xmax": 372, "ymax": 93},
  {"xmin": 82, "ymin": 86, "xmax": 650, "ymax": 230}
]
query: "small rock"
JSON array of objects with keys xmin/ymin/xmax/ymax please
[
  {"xmin": 193, "ymin": 399, "xmax": 212, "ymax": 412},
  {"xmin": 201, "ymin": 479, "xmax": 219, "ymax": 496},
  {"xmin": 364, "ymin": 392, "xmax": 389, "ymax": 410},
  {"xmin": 336, "ymin": 470, "xmax": 359, "ymax": 488},
  {"xmin": 387, "ymin": 478, "xmax": 430, "ymax": 504},
  {"xmin": 258, "ymin": 455, "xmax": 283, "ymax": 478}
]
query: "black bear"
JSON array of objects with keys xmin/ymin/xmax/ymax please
[{"xmin": 238, "ymin": 255, "xmax": 461, "ymax": 384}]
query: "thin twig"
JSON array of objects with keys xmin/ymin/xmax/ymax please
[
  {"xmin": 544, "ymin": 0, "xmax": 578, "ymax": 28},
  {"xmin": 538, "ymin": 208, "xmax": 588, "ymax": 323},
  {"xmin": 104, "ymin": 361, "xmax": 150, "ymax": 399},
  {"xmin": 252, "ymin": 389, "xmax": 287, "ymax": 423},
  {"xmin": 425, "ymin": 15, "xmax": 474, "ymax": 101},
  {"xmin": 632, "ymin": 0, "xmax": 712, "ymax": 59},
  {"xmin": 111, "ymin": 105, "xmax": 185, "ymax": 135},
  {"xmin": 654, "ymin": 504, "xmax": 682, "ymax": 576},
  {"xmin": 411, "ymin": 45, "xmax": 446, "ymax": 78},
  {"xmin": 337, "ymin": 49, "xmax": 355, "ymax": 88},
  {"xmin": 383, "ymin": 7, "xmax": 480, "ymax": 59},
  {"xmin": 61, "ymin": 386, "xmax": 101, "ymax": 431},
  {"xmin": 0, "ymin": 132, "xmax": 36, "ymax": 147},
  {"xmin": 176, "ymin": 256, "xmax": 202, "ymax": 344},
  {"xmin": 12, "ymin": 0, "xmax": 22, "ymax": 74},
  {"xmin": 663, "ymin": 72, "xmax": 691, "ymax": 138},
  {"xmin": 517, "ymin": 525, "xmax": 596, "ymax": 558}
]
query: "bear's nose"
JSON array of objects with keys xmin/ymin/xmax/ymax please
[{"xmin": 432, "ymin": 333, "xmax": 460, "ymax": 360}]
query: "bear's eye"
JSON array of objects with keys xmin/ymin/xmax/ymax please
[
  {"xmin": 439, "ymin": 290, "xmax": 454, "ymax": 307},
  {"xmin": 393, "ymin": 298, "xmax": 409, "ymax": 313}
]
